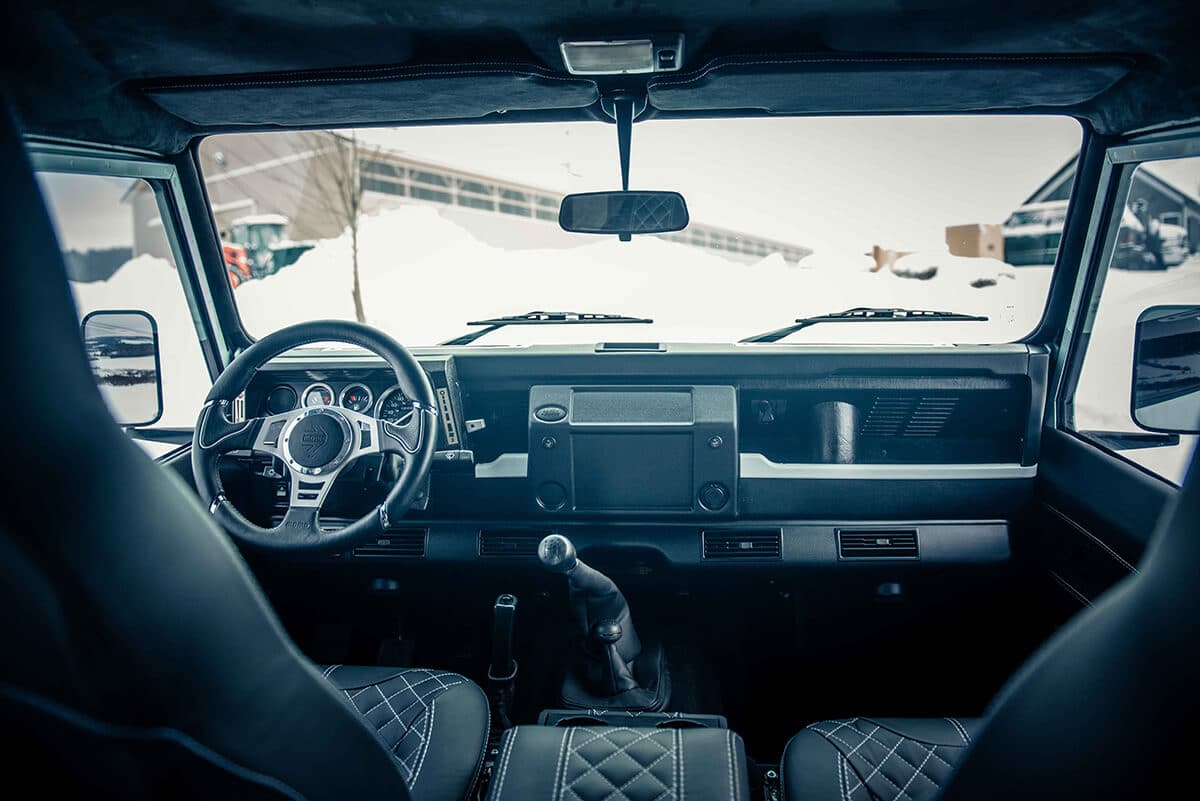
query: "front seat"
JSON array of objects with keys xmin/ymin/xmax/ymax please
[
  {"xmin": 783, "ymin": 449, "xmax": 1200, "ymax": 799},
  {"xmin": 0, "ymin": 109, "xmax": 488, "ymax": 801}
]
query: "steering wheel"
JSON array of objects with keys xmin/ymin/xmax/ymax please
[{"xmin": 192, "ymin": 320, "xmax": 438, "ymax": 552}]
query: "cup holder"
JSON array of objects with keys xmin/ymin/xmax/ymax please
[
  {"xmin": 655, "ymin": 719, "xmax": 707, "ymax": 729},
  {"xmin": 555, "ymin": 716, "xmax": 610, "ymax": 727}
]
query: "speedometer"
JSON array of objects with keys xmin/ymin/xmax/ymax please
[{"xmin": 375, "ymin": 386, "xmax": 413, "ymax": 422}]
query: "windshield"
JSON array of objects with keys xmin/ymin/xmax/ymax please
[{"xmin": 200, "ymin": 116, "xmax": 1081, "ymax": 346}]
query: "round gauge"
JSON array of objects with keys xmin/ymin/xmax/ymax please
[
  {"xmin": 265, "ymin": 385, "xmax": 298, "ymax": 415},
  {"xmin": 301, "ymin": 382, "xmax": 334, "ymax": 408},
  {"xmin": 339, "ymin": 383, "xmax": 374, "ymax": 413},
  {"xmin": 375, "ymin": 386, "xmax": 414, "ymax": 422}
]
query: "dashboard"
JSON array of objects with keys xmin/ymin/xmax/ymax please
[{"xmin": 216, "ymin": 342, "xmax": 1047, "ymax": 570}]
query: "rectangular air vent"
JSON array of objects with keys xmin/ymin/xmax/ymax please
[
  {"xmin": 353, "ymin": 529, "xmax": 427, "ymax": 557},
  {"xmin": 860, "ymin": 396, "xmax": 958, "ymax": 438},
  {"xmin": 478, "ymin": 529, "xmax": 549, "ymax": 557},
  {"xmin": 838, "ymin": 529, "xmax": 919, "ymax": 559},
  {"xmin": 702, "ymin": 529, "xmax": 782, "ymax": 559}
]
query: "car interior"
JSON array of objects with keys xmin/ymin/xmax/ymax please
[{"xmin": 3, "ymin": 2, "xmax": 1200, "ymax": 800}]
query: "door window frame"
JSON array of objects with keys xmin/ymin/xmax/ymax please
[
  {"xmin": 27, "ymin": 140, "xmax": 230, "ymax": 378},
  {"xmin": 1051, "ymin": 125, "xmax": 1200, "ymax": 482}
]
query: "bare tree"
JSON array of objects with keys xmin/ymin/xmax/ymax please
[{"xmin": 304, "ymin": 131, "xmax": 372, "ymax": 323}]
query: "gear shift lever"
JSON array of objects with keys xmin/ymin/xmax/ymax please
[{"xmin": 538, "ymin": 534, "xmax": 642, "ymax": 696}]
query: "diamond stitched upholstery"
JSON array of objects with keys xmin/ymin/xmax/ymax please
[
  {"xmin": 488, "ymin": 725, "xmax": 750, "ymax": 801},
  {"xmin": 562, "ymin": 727, "xmax": 678, "ymax": 801},
  {"xmin": 782, "ymin": 717, "xmax": 980, "ymax": 801},
  {"xmin": 321, "ymin": 666, "xmax": 467, "ymax": 786}
]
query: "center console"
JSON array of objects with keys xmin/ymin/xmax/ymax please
[{"xmin": 527, "ymin": 385, "xmax": 738, "ymax": 516}]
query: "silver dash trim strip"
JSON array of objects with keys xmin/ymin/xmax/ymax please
[
  {"xmin": 739, "ymin": 454, "xmax": 1037, "ymax": 480},
  {"xmin": 474, "ymin": 452, "xmax": 1035, "ymax": 480}
]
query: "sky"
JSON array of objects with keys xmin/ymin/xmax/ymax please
[{"xmin": 354, "ymin": 115, "xmax": 1084, "ymax": 252}]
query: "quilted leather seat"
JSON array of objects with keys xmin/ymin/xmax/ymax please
[
  {"xmin": 781, "ymin": 717, "xmax": 980, "ymax": 801},
  {"xmin": 487, "ymin": 725, "xmax": 751, "ymax": 801},
  {"xmin": 321, "ymin": 666, "xmax": 489, "ymax": 801}
]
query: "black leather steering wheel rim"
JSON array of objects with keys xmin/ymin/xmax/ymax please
[{"xmin": 192, "ymin": 320, "xmax": 438, "ymax": 553}]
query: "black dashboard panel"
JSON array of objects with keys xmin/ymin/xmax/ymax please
[{"xmin": 229, "ymin": 343, "xmax": 1048, "ymax": 525}]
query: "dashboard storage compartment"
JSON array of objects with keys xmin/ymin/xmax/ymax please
[{"xmin": 528, "ymin": 385, "xmax": 738, "ymax": 517}]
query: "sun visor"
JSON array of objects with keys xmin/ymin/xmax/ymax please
[
  {"xmin": 647, "ymin": 54, "xmax": 1134, "ymax": 114},
  {"xmin": 140, "ymin": 62, "xmax": 600, "ymax": 126}
]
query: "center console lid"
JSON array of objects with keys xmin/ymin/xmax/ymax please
[{"xmin": 488, "ymin": 724, "xmax": 750, "ymax": 801}]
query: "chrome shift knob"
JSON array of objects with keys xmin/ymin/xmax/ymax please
[{"xmin": 537, "ymin": 533, "xmax": 577, "ymax": 573}]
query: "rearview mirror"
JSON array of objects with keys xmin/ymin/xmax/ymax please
[
  {"xmin": 559, "ymin": 191, "xmax": 689, "ymax": 236},
  {"xmin": 81, "ymin": 310, "xmax": 163, "ymax": 428},
  {"xmin": 1132, "ymin": 305, "xmax": 1200, "ymax": 434}
]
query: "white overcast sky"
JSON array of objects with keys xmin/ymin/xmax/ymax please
[
  {"xmin": 43, "ymin": 115, "xmax": 1200, "ymax": 255},
  {"xmin": 355, "ymin": 115, "xmax": 1085, "ymax": 251}
]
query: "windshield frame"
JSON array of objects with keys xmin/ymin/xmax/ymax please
[{"xmin": 193, "ymin": 114, "xmax": 1092, "ymax": 353}]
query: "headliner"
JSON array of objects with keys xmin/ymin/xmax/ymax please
[{"xmin": 1, "ymin": 0, "xmax": 1198, "ymax": 152}]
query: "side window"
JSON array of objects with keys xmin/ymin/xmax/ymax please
[
  {"xmin": 36, "ymin": 172, "xmax": 212, "ymax": 454},
  {"xmin": 1068, "ymin": 155, "xmax": 1200, "ymax": 484}
]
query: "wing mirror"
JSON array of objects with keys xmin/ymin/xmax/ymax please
[
  {"xmin": 80, "ymin": 310, "xmax": 163, "ymax": 427},
  {"xmin": 558, "ymin": 191, "xmax": 689, "ymax": 237},
  {"xmin": 1132, "ymin": 305, "xmax": 1200, "ymax": 434}
]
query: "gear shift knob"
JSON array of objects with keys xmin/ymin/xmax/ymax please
[{"xmin": 537, "ymin": 534, "xmax": 577, "ymax": 573}]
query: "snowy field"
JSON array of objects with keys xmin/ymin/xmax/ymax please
[{"xmin": 71, "ymin": 205, "xmax": 1200, "ymax": 480}]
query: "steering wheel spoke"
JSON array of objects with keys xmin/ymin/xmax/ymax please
[
  {"xmin": 378, "ymin": 404, "xmax": 437, "ymax": 455},
  {"xmin": 195, "ymin": 400, "xmax": 265, "ymax": 454}
]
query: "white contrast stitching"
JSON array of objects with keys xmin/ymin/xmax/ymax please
[
  {"xmin": 676, "ymin": 728, "xmax": 685, "ymax": 801},
  {"xmin": 945, "ymin": 717, "xmax": 971, "ymax": 745},
  {"xmin": 408, "ymin": 698, "xmax": 436, "ymax": 787},
  {"xmin": 891, "ymin": 743, "xmax": 938, "ymax": 801},
  {"xmin": 727, "ymin": 730, "xmax": 736, "ymax": 801},
  {"xmin": 492, "ymin": 728, "xmax": 519, "ymax": 801}
]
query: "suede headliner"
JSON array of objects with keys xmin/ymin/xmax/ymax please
[{"xmin": 1, "ymin": 0, "xmax": 1197, "ymax": 152}]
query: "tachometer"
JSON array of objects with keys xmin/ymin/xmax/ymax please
[
  {"xmin": 339, "ymin": 383, "xmax": 373, "ymax": 413},
  {"xmin": 301, "ymin": 382, "xmax": 334, "ymax": 407},
  {"xmin": 375, "ymin": 386, "xmax": 413, "ymax": 422}
]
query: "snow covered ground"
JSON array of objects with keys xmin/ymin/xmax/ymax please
[
  {"xmin": 234, "ymin": 205, "xmax": 1049, "ymax": 347},
  {"xmin": 70, "ymin": 205, "xmax": 1200, "ymax": 481}
]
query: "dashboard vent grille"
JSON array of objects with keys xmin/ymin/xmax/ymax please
[
  {"xmin": 353, "ymin": 529, "xmax": 427, "ymax": 557},
  {"xmin": 702, "ymin": 529, "xmax": 782, "ymax": 559},
  {"xmin": 860, "ymin": 396, "xmax": 958, "ymax": 438},
  {"xmin": 479, "ymin": 529, "xmax": 549, "ymax": 558},
  {"xmin": 838, "ymin": 529, "xmax": 919, "ymax": 559}
]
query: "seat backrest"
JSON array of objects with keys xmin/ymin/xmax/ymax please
[
  {"xmin": 941, "ymin": 447, "xmax": 1199, "ymax": 798},
  {"xmin": 0, "ymin": 106, "xmax": 411, "ymax": 801}
]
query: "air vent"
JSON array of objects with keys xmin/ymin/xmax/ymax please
[
  {"xmin": 353, "ymin": 529, "xmax": 427, "ymax": 557},
  {"xmin": 702, "ymin": 529, "xmax": 782, "ymax": 559},
  {"xmin": 860, "ymin": 396, "xmax": 958, "ymax": 438},
  {"xmin": 478, "ymin": 529, "xmax": 549, "ymax": 557},
  {"xmin": 838, "ymin": 529, "xmax": 919, "ymax": 559}
]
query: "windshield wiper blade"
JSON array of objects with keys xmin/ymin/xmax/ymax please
[
  {"xmin": 441, "ymin": 310, "xmax": 654, "ymax": 346},
  {"xmin": 740, "ymin": 307, "xmax": 988, "ymax": 344}
]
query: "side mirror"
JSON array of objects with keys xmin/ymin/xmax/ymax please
[
  {"xmin": 559, "ymin": 191, "xmax": 689, "ymax": 237},
  {"xmin": 80, "ymin": 310, "xmax": 163, "ymax": 428},
  {"xmin": 1132, "ymin": 304, "xmax": 1200, "ymax": 434}
]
